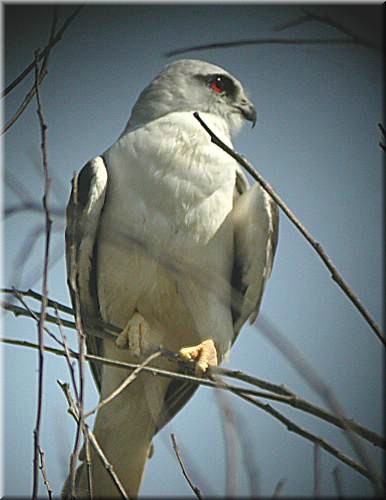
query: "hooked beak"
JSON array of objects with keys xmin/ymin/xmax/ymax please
[{"xmin": 236, "ymin": 99, "xmax": 257, "ymax": 128}]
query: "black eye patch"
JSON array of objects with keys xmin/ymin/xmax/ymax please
[{"xmin": 207, "ymin": 74, "xmax": 236, "ymax": 96}]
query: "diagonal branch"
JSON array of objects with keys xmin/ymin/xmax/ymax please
[
  {"xmin": 166, "ymin": 36, "xmax": 376, "ymax": 57},
  {"xmin": 3, "ymin": 335, "xmax": 383, "ymax": 486},
  {"xmin": 58, "ymin": 380, "xmax": 130, "ymax": 499},
  {"xmin": 170, "ymin": 433, "xmax": 203, "ymax": 500},
  {"xmin": 193, "ymin": 111, "xmax": 384, "ymax": 347},
  {"xmin": 2, "ymin": 5, "xmax": 84, "ymax": 98},
  {"xmin": 232, "ymin": 390, "xmax": 377, "ymax": 484},
  {"xmin": 2, "ymin": 293, "xmax": 385, "ymax": 450},
  {"xmin": 2, "ymin": 11, "xmax": 58, "ymax": 135},
  {"xmin": 166, "ymin": 7, "xmax": 379, "ymax": 57},
  {"xmin": 84, "ymin": 351, "xmax": 162, "ymax": 418},
  {"xmin": 257, "ymin": 316, "xmax": 384, "ymax": 496}
]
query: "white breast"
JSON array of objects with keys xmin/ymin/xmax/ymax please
[
  {"xmin": 104, "ymin": 111, "xmax": 238, "ymax": 245},
  {"xmin": 96, "ymin": 111, "xmax": 237, "ymax": 354}
]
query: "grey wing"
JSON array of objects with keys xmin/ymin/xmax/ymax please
[
  {"xmin": 65, "ymin": 156, "xmax": 108, "ymax": 392},
  {"xmin": 156, "ymin": 169, "xmax": 278, "ymax": 434},
  {"xmin": 231, "ymin": 171, "xmax": 279, "ymax": 336}
]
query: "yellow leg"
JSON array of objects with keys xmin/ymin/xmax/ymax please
[
  {"xmin": 115, "ymin": 311, "xmax": 151, "ymax": 356},
  {"xmin": 179, "ymin": 339, "xmax": 218, "ymax": 375}
]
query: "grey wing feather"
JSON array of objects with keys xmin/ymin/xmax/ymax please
[
  {"xmin": 231, "ymin": 171, "xmax": 279, "ymax": 336},
  {"xmin": 65, "ymin": 156, "xmax": 108, "ymax": 392},
  {"xmin": 157, "ymin": 169, "xmax": 279, "ymax": 433}
]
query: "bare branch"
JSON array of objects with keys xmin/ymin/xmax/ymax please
[
  {"xmin": 313, "ymin": 444, "xmax": 321, "ymax": 497},
  {"xmin": 58, "ymin": 380, "xmax": 130, "ymax": 499},
  {"xmin": 2, "ymin": 287, "xmax": 73, "ymax": 315},
  {"xmin": 84, "ymin": 435, "xmax": 94, "ymax": 499},
  {"xmin": 2, "ymin": 293, "xmax": 385, "ymax": 450},
  {"xmin": 299, "ymin": 7, "xmax": 380, "ymax": 50},
  {"xmin": 271, "ymin": 12, "xmax": 313, "ymax": 32},
  {"xmin": 84, "ymin": 351, "xmax": 162, "ymax": 418},
  {"xmin": 170, "ymin": 433, "xmax": 203, "ymax": 500},
  {"xmin": 235, "ymin": 390, "xmax": 376, "ymax": 484},
  {"xmin": 215, "ymin": 363, "xmax": 385, "ymax": 449},
  {"xmin": 166, "ymin": 7, "xmax": 379, "ymax": 57},
  {"xmin": 2, "ymin": 11, "xmax": 58, "ymax": 135},
  {"xmin": 193, "ymin": 111, "xmax": 385, "ymax": 347},
  {"xmin": 257, "ymin": 316, "xmax": 384, "ymax": 496},
  {"xmin": 38, "ymin": 446, "xmax": 53, "ymax": 500},
  {"xmin": 166, "ymin": 37, "xmax": 374, "ymax": 57},
  {"xmin": 32, "ymin": 48, "xmax": 53, "ymax": 500},
  {"xmin": 4, "ymin": 335, "xmax": 383, "ymax": 486},
  {"xmin": 66, "ymin": 171, "xmax": 89, "ymax": 497},
  {"xmin": 2, "ymin": 6, "xmax": 84, "ymax": 98},
  {"xmin": 55, "ymin": 305, "xmax": 79, "ymax": 401},
  {"xmin": 12, "ymin": 291, "xmax": 64, "ymax": 349},
  {"xmin": 2, "ymin": 300, "xmax": 77, "ymax": 332},
  {"xmin": 5, "ymin": 201, "xmax": 64, "ymax": 218},
  {"xmin": 215, "ymin": 388, "xmax": 238, "ymax": 496},
  {"xmin": 214, "ymin": 381, "xmax": 260, "ymax": 496}
]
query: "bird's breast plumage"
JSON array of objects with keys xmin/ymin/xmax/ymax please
[
  {"xmin": 97, "ymin": 111, "xmax": 237, "ymax": 354},
  {"xmin": 105, "ymin": 111, "xmax": 238, "ymax": 244}
]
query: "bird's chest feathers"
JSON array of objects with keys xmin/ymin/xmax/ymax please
[{"xmin": 108, "ymin": 114, "xmax": 237, "ymax": 242}]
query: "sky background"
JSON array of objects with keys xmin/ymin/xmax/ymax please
[{"xmin": 2, "ymin": 3, "xmax": 384, "ymax": 497}]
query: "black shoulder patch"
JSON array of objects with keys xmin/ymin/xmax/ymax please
[{"xmin": 76, "ymin": 162, "xmax": 95, "ymax": 210}]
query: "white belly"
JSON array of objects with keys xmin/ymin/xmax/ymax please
[{"xmin": 97, "ymin": 112, "xmax": 238, "ymax": 356}]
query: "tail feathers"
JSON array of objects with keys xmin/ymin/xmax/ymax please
[{"xmin": 62, "ymin": 372, "xmax": 169, "ymax": 498}]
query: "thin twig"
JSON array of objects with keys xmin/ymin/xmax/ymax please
[
  {"xmin": 170, "ymin": 433, "xmax": 203, "ymax": 500},
  {"xmin": 332, "ymin": 465, "xmax": 344, "ymax": 498},
  {"xmin": 4, "ymin": 201, "xmax": 65, "ymax": 218},
  {"xmin": 3, "ymin": 335, "xmax": 381, "ymax": 485},
  {"xmin": 67, "ymin": 171, "xmax": 87, "ymax": 498},
  {"xmin": 166, "ymin": 8, "xmax": 379, "ymax": 57},
  {"xmin": 55, "ymin": 305, "xmax": 79, "ymax": 401},
  {"xmin": 2, "ymin": 300, "xmax": 77, "ymax": 331},
  {"xmin": 313, "ymin": 443, "xmax": 321, "ymax": 497},
  {"xmin": 58, "ymin": 380, "xmax": 130, "ymax": 499},
  {"xmin": 235, "ymin": 391, "xmax": 376, "ymax": 484},
  {"xmin": 213, "ymin": 379, "xmax": 260, "ymax": 496},
  {"xmin": 12, "ymin": 291, "xmax": 64, "ymax": 349},
  {"xmin": 2, "ymin": 296, "xmax": 385, "ymax": 450},
  {"xmin": 271, "ymin": 13, "xmax": 313, "ymax": 32},
  {"xmin": 84, "ymin": 351, "xmax": 162, "ymax": 418},
  {"xmin": 193, "ymin": 111, "xmax": 385, "ymax": 347},
  {"xmin": 2, "ymin": 10, "xmax": 58, "ymax": 135},
  {"xmin": 2, "ymin": 6, "xmax": 83, "ymax": 97},
  {"xmin": 300, "ymin": 7, "xmax": 379, "ymax": 50},
  {"xmin": 32, "ymin": 49, "xmax": 53, "ymax": 500},
  {"xmin": 214, "ymin": 388, "xmax": 239, "ymax": 496},
  {"xmin": 2, "ymin": 288, "xmax": 74, "ymax": 315},
  {"xmin": 38, "ymin": 446, "xmax": 53, "ymax": 500},
  {"xmin": 84, "ymin": 435, "xmax": 94, "ymax": 499},
  {"xmin": 214, "ymin": 363, "xmax": 385, "ymax": 448},
  {"xmin": 166, "ymin": 36, "xmax": 377, "ymax": 57},
  {"xmin": 257, "ymin": 316, "xmax": 384, "ymax": 496}
]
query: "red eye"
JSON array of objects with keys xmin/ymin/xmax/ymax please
[
  {"xmin": 210, "ymin": 80, "xmax": 224, "ymax": 94},
  {"xmin": 208, "ymin": 74, "xmax": 235, "ymax": 96}
]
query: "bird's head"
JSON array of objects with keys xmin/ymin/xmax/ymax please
[{"xmin": 127, "ymin": 59, "xmax": 256, "ymax": 135}]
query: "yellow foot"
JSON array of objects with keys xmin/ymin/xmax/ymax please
[
  {"xmin": 115, "ymin": 311, "xmax": 151, "ymax": 357},
  {"xmin": 179, "ymin": 339, "xmax": 218, "ymax": 375}
]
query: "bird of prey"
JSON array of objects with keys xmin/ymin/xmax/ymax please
[{"xmin": 63, "ymin": 59, "xmax": 278, "ymax": 498}]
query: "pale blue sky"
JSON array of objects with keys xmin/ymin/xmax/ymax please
[{"xmin": 3, "ymin": 4, "xmax": 383, "ymax": 497}]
